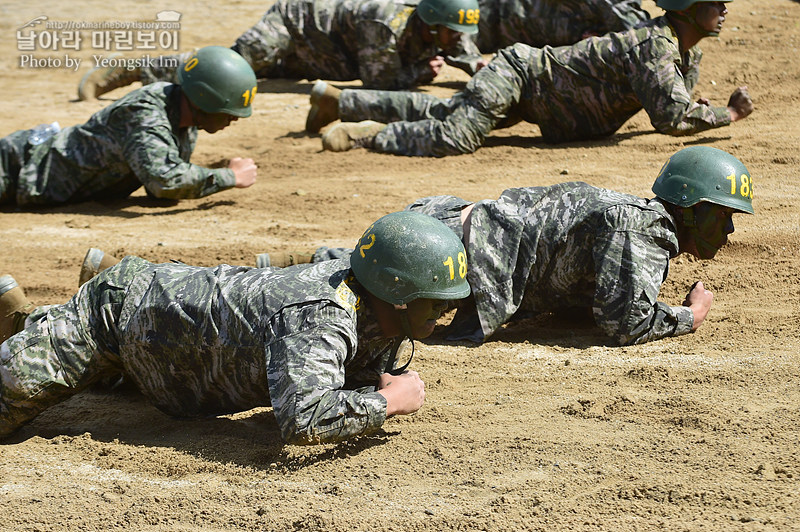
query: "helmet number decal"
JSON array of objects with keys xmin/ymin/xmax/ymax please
[
  {"xmin": 241, "ymin": 85, "xmax": 258, "ymax": 107},
  {"xmin": 184, "ymin": 57, "xmax": 199, "ymax": 72},
  {"xmin": 725, "ymin": 173, "xmax": 754, "ymax": 199},
  {"xmin": 458, "ymin": 8, "xmax": 480, "ymax": 25},
  {"xmin": 442, "ymin": 251, "xmax": 467, "ymax": 280},
  {"xmin": 358, "ymin": 233, "xmax": 376, "ymax": 258}
]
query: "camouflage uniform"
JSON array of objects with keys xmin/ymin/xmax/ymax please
[
  {"xmin": 338, "ymin": 16, "xmax": 732, "ymax": 156},
  {"xmin": 474, "ymin": 0, "xmax": 649, "ymax": 52},
  {"xmin": 406, "ymin": 183, "xmax": 694, "ymax": 345},
  {"xmin": 140, "ymin": 0, "xmax": 483, "ymax": 90},
  {"xmin": 0, "ymin": 83, "xmax": 235, "ymax": 206},
  {"xmin": 0, "ymin": 257, "xmax": 397, "ymax": 444},
  {"xmin": 308, "ymin": 183, "xmax": 693, "ymax": 344}
]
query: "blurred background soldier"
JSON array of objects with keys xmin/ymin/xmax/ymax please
[
  {"xmin": 311, "ymin": 0, "xmax": 753, "ymax": 156},
  {"xmin": 473, "ymin": 0, "xmax": 649, "ymax": 53},
  {"xmin": 78, "ymin": 0, "xmax": 485, "ymax": 100},
  {"xmin": 1, "ymin": 47, "xmax": 258, "ymax": 206}
]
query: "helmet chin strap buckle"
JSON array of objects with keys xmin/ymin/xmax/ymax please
[
  {"xmin": 385, "ymin": 328, "xmax": 415, "ymax": 376},
  {"xmin": 389, "ymin": 311, "xmax": 415, "ymax": 375},
  {"xmin": 682, "ymin": 206, "xmax": 696, "ymax": 228}
]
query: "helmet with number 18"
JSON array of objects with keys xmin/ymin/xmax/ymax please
[
  {"xmin": 350, "ymin": 211, "xmax": 470, "ymax": 305},
  {"xmin": 652, "ymin": 146, "xmax": 753, "ymax": 214}
]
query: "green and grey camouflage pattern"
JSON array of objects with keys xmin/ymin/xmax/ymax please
[
  {"xmin": 0, "ymin": 257, "xmax": 397, "ymax": 444},
  {"xmin": 474, "ymin": 0, "xmax": 649, "ymax": 52},
  {"xmin": 0, "ymin": 83, "xmax": 235, "ymax": 206},
  {"xmin": 406, "ymin": 183, "xmax": 695, "ymax": 345},
  {"xmin": 140, "ymin": 0, "xmax": 484, "ymax": 90},
  {"xmin": 338, "ymin": 16, "xmax": 732, "ymax": 156}
]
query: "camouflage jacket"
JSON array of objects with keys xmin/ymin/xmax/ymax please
[
  {"xmin": 9, "ymin": 83, "xmax": 235, "ymax": 206},
  {"xmin": 407, "ymin": 183, "xmax": 695, "ymax": 345},
  {"xmin": 507, "ymin": 15, "xmax": 731, "ymax": 142},
  {"xmin": 235, "ymin": 0, "xmax": 483, "ymax": 89},
  {"xmin": 474, "ymin": 0, "xmax": 649, "ymax": 52},
  {"xmin": 112, "ymin": 258, "xmax": 394, "ymax": 444}
]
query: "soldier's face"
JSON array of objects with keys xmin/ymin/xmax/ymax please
[
  {"xmin": 404, "ymin": 298, "xmax": 449, "ymax": 339},
  {"xmin": 694, "ymin": 2, "xmax": 728, "ymax": 34},
  {"xmin": 197, "ymin": 111, "xmax": 238, "ymax": 134},
  {"xmin": 434, "ymin": 26, "xmax": 463, "ymax": 51},
  {"xmin": 685, "ymin": 202, "xmax": 736, "ymax": 260}
]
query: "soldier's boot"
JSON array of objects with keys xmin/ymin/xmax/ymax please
[
  {"xmin": 0, "ymin": 275, "xmax": 35, "ymax": 344},
  {"xmin": 255, "ymin": 252, "xmax": 315, "ymax": 269},
  {"xmin": 305, "ymin": 80, "xmax": 342, "ymax": 134},
  {"xmin": 77, "ymin": 62, "xmax": 141, "ymax": 101},
  {"xmin": 322, "ymin": 121, "xmax": 386, "ymax": 152},
  {"xmin": 78, "ymin": 248, "xmax": 121, "ymax": 287}
]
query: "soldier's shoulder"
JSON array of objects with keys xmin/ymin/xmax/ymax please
[{"xmin": 351, "ymin": 0, "xmax": 415, "ymax": 20}]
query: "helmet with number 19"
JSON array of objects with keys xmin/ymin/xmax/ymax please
[{"xmin": 416, "ymin": 0, "xmax": 480, "ymax": 34}]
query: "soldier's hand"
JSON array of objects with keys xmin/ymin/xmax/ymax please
[
  {"xmin": 727, "ymin": 86, "xmax": 753, "ymax": 122},
  {"xmin": 683, "ymin": 281, "xmax": 713, "ymax": 331},
  {"xmin": 428, "ymin": 55, "xmax": 445, "ymax": 78},
  {"xmin": 475, "ymin": 58, "xmax": 489, "ymax": 72},
  {"xmin": 378, "ymin": 370, "xmax": 425, "ymax": 416},
  {"xmin": 229, "ymin": 157, "xmax": 257, "ymax": 188}
]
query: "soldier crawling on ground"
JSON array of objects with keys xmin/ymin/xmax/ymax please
[
  {"xmin": 0, "ymin": 212, "xmax": 470, "ymax": 444},
  {"xmin": 1, "ymin": 47, "xmax": 258, "ymax": 207},
  {"xmin": 254, "ymin": 147, "xmax": 755, "ymax": 347},
  {"xmin": 306, "ymin": 0, "xmax": 753, "ymax": 156},
  {"xmin": 77, "ymin": 0, "xmax": 487, "ymax": 103}
]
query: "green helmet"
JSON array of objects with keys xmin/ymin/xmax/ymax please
[
  {"xmin": 350, "ymin": 211, "xmax": 471, "ymax": 305},
  {"xmin": 177, "ymin": 46, "xmax": 257, "ymax": 118},
  {"xmin": 652, "ymin": 146, "xmax": 754, "ymax": 214},
  {"xmin": 417, "ymin": 0, "xmax": 480, "ymax": 34},
  {"xmin": 656, "ymin": 0, "xmax": 733, "ymax": 10}
]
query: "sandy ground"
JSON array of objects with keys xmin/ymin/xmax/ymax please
[{"xmin": 1, "ymin": 0, "xmax": 799, "ymax": 530}]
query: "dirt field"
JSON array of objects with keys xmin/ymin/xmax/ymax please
[{"xmin": 1, "ymin": 0, "xmax": 799, "ymax": 530}]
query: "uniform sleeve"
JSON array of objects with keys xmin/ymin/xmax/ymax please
[
  {"xmin": 356, "ymin": 20, "xmax": 433, "ymax": 89},
  {"xmin": 591, "ymin": 210, "xmax": 694, "ymax": 345},
  {"xmin": 266, "ymin": 303, "xmax": 388, "ymax": 445},
  {"xmin": 627, "ymin": 37, "xmax": 731, "ymax": 136},
  {"xmin": 443, "ymin": 34, "xmax": 485, "ymax": 76},
  {"xmin": 111, "ymin": 104, "xmax": 236, "ymax": 199}
]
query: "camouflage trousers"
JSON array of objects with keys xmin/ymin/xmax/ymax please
[
  {"xmin": 0, "ymin": 257, "xmax": 149, "ymax": 438},
  {"xmin": 0, "ymin": 130, "xmax": 30, "ymax": 205},
  {"xmin": 339, "ymin": 45, "xmax": 535, "ymax": 157}
]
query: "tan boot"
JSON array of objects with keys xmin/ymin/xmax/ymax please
[
  {"xmin": 77, "ymin": 61, "xmax": 141, "ymax": 101},
  {"xmin": 255, "ymin": 252, "xmax": 314, "ymax": 268},
  {"xmin": 0, "ymin": 275, "xmax": 35, "ymax": 344},
  {"xmin": 321, "ymin": 121, "xmax": 386, "ymax": 152},
  {"xmin": 305, "ymin": 80, "xmax": 342, "ymax": 134},
  {"xmin": 79, "ymin": 248, "xmax": 121, "ymax": 287}
]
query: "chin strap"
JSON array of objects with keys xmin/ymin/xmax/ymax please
[
  {"xmin": 682, "ymin": 206, "xmax": 696, "ymax": 228},
  {"xmin": 671, "ymin": 6, "xmax": 720, "ymax": 37},
  {"xmin": 383, "ymin": 311, "xmax": 416, "ymax": 376}
]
